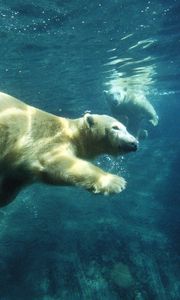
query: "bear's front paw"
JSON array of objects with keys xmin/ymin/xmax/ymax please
[{"xmin": 93, "ymin": 174, "xmax": 126, "ymax": 195}]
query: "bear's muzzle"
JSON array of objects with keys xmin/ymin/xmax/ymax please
[
  {"xmin": 128, "ymin": 140, "xmax": 139, "ymax": 151},
  {"xmin": 119, "ymin": 138, "xmax": 139, "ymax": 152}
]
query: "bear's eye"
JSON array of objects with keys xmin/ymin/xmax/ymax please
[{"xmin": 112, "ymin": 125, "xmax": 120, "ymax": 130}]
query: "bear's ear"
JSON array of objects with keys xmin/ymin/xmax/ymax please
[{"xmin": 84, "ymin": 113, "xmax": 94, "ymax": 128}]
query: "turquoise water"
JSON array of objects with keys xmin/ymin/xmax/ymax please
[{"xmin": 0, "ymin": 1, "xmax": 180, "ymax": 299}]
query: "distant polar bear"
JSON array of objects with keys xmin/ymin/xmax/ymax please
[
  {"xmin": 106, "ymin": 84, "xmax": 159, "ymax": 139},
  {"xmin": 0, "ymin": 92, "xmax": 138, "ymax": 206}
]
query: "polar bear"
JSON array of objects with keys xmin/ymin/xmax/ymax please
[
  {"xmin": 106, "ymin": 85, "xmax": 159, "ymax": 139},
  {"xmin": 0, "ymin": 92, "xmax": 138, "ymax": 206}
]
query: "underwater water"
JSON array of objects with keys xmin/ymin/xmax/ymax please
[{"xmin": 0, "ymin": 0, "xmax": 180, "ymax": 299}]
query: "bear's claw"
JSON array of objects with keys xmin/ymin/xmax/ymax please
[{"xmin": 93, "ymin": 174, "xmax": 126, "ymax": 195}]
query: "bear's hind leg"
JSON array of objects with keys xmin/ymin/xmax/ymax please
[{"xmin": 0, "ymin": 176, "xmax": 24, "ymax": 207}]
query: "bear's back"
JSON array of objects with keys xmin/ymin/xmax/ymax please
[
  {"xmin": 0, "ymin": 92, "xmax": 28, "ymax": 111},
  {"xmin": 0, "ymin": 92, "xmax": 68, "ymax": 166}
]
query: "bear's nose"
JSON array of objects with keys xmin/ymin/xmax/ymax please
[{"xmin": 129, "ymin": 140, "xmax": 139, "ymax": 151}]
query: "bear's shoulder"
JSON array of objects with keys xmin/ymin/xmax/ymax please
[{"xmin": 0, "ymin": 92, "xmax": 28, "ymax": 111}]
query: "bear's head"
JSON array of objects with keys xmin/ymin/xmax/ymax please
[
  {"xmin": 104, "ymin": 88, "xmax": 126, "ymax": 108},
  {"xmin": 82, "ymin": 113, "xmax": 138, "ymax": 157}
]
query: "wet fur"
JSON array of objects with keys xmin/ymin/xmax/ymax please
[{"xmin": 0, "ymin": 92, "xmax": 138, "ymax": 206}]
